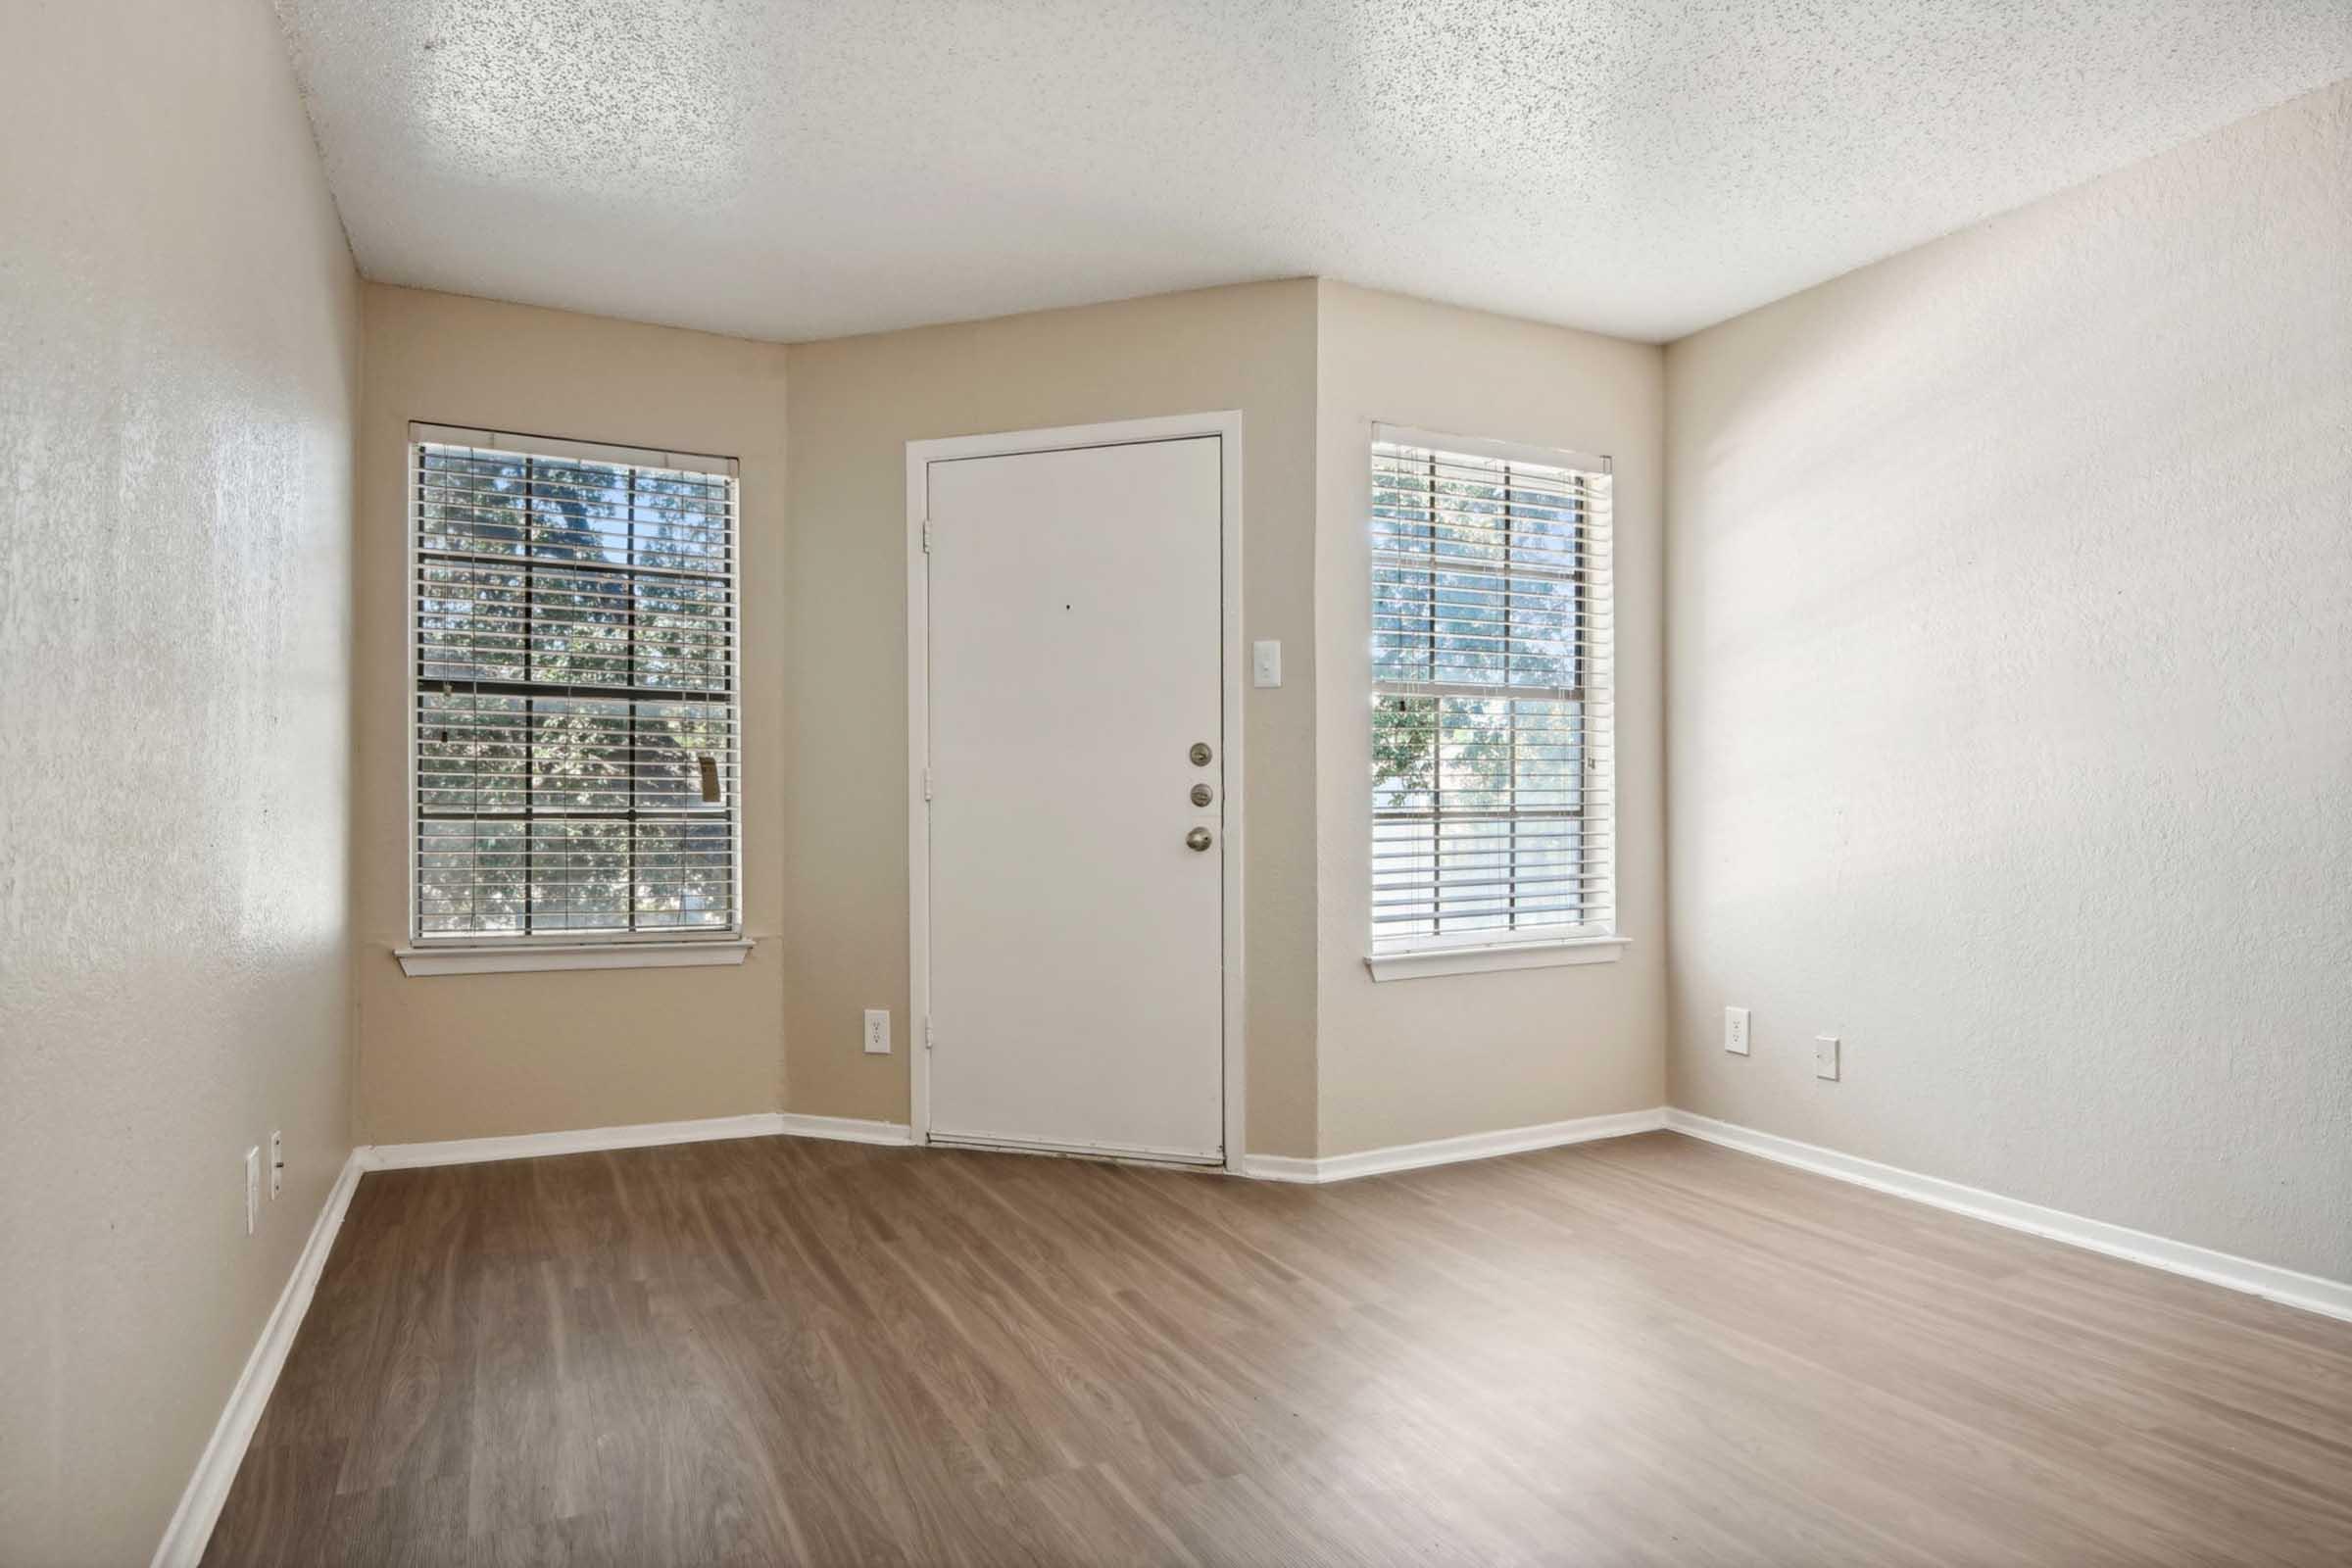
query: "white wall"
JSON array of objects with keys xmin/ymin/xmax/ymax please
[
  {"xmin": 1315, "ymin": 282, "xmax": 1667, "ymax": 1154},
  {"xmin": 0, "ymin": 1, "xmax": 362, "ymax": 1561},
  {"xmin": 1664, "ymin": 81, "xmax": 2351, "ymax": 1281}
]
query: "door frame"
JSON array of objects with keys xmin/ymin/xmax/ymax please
[{"xmin": 906, "ymin": 412, "xmax": 1247, "ymax": 1173}]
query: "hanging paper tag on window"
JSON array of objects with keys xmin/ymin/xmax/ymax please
[{"xmin": 698, "ymin": 754, "xmax": 722, "ymax": 804}]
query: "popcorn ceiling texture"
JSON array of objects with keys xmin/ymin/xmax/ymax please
[
  {"xmin": 1664, "ymin": 81, "xmax": 2352, "ymax": 1283},
  {"xmin": 271, "ymin": 0, "xmax": 2352, "ymax": 345},
  {"xmin": 0, "ymin": 0, "xmax": 361, "ymax": 1561}
]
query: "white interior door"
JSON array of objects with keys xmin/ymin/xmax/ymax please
[{"xmin": 923, "ymin": 435, "xmax": 1225, "ymax": 1161}]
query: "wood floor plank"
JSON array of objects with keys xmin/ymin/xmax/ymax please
[
  {"xmin": 469, "ymin": 1511, "xmax": 618, "ymax": 1568},
  {"xmin": 203, "ymin": 1132, "xmax": 2352, "ymax": 1566},
  {"xmin": 197, "ymin": 1440, "xmax": 345, "ymax": 1568}
]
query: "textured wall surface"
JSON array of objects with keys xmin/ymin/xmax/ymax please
[
  {"xmin": 271, "ymin": 0, "xmax": 2352, "ymax": 344},
  {"xmin": 353, "ymin": 285, "xmax": 789, "ymax": 1144},
  {"xmin": 0, "ymin": 0, "xmax": 363, "ymax": 1561},
  {"xmin": 783, "ymin": 282, "xmax": 1322, "ymax": 1155},
  {"xmin": 1314, "ymin": 283, "xmax": 1667, "ymax": 1153},
  {"xmin": 1665, "ymin": 82, "xmax": 2352, "ymax": 1280}
]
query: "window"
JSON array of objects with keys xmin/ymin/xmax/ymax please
[
  {"xmin": 1368, "ymin": 426, "xmax": 1615, "ymax": 971},
  {"xmin": 408, "ymin": 424, "xmax": 741, "ymax": 953}
]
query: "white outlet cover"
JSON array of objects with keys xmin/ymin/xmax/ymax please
[
  {"xmin": 243, "ymin": 1147, "xmax": 261, "ymax": 1236},
  {"xmin": 1724, "ymin": 1006, "xmax": 1750, "ymax": 1055},
  {"xmin": 1251, "ymin": 639, "xmax": 1283, "ymax": 688},
  {"xmin": 863, "ymin": 1008, "xmax": 892, "ymax": 1054},
  {"xmin": 1816, "ymin": 1035, "xmax": 1840, "ymax": 1080}
]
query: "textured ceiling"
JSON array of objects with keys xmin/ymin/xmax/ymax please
[{"xmin": 274, "ymin": 1, "xmax": 2352, "ymax": 345}]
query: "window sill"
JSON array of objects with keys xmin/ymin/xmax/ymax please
[
  {"xmin": 1365, "ymin": 936, "xmax": 1628, "ymax": 983},
  {"xmin": 395, "ymin": 938, "xmax": 754, "ymax": 977}
]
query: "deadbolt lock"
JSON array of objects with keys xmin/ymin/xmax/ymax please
[
  {"xmin": 1186, "ymin": 827, "xmax": 1213, "ymax": 852},
  {"xmin": 1189, "ymin": 742, "xmax": 1213, "ymax": 766},
  {"xmin": 1190, "ymin": 783, "xmax": 1214, "ymax": 808}
]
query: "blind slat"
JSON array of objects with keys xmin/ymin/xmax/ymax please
[
  {"xmin": 1369, "ymin": 438, "xmax": 1615, "ymax": 953},
  {"xmin": 412, "ymin": 439, "xmax": 744, "ymax": 942}
]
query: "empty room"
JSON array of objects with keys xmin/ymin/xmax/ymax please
[{"xmin": 5, "ymin": 1, "xmax": 2349, "ymax": 1563}]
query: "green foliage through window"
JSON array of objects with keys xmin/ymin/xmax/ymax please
[
  {"xmin": 1370, "ymin": 438, "xmax": 1614, "ymax": 951},
  {"xmin": 412, "ymin": 439, "xmax": 740, "ymax": 939}
]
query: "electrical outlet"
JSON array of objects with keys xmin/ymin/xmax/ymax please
[
  {"xmin": 1724, "ymin": 1006, "xmax": 1750, "ymax": 1055},
  {"xmin": 269, "ymin": 1131, "xmax": 284, "ymax": 1200},
  {"xmin": 862, "ymin": 1008, "xmax": 892, "ymax": 1054},
  {"xmin": 1815, "ymin": 1035, "xmax": 1840, "ymax": 1081},
  {"xmin": 243, "ymin": 1147, "xmax": 261, "ymax": 1236}
]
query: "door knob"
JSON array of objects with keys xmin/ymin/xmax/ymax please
[
  {"xmin": 1189, "ymin": 742, "xmax": 1213, "ymax": 766},
  {"xmin": 1186, "ymin": 827, "xmax": 1213, "ymax": 852}
]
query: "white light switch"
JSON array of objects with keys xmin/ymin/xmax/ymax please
[
  {"xmin": 1815, "ymin": 1035, "xmax": 1840, "ymax": 1080},
  {"xmin": 1251, "ymin": 640, "xmax": 1282, "ymax": 688}
]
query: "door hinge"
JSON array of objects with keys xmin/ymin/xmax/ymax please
[
  {"xmin": 924, "ymin": 1018, "xmax": 935, "ymax": 1051},
  {"xmin": 922, "ymin": 766, "xmax": 934, "ymax": 801},
  {"xmin": 921, "ymin": 519, "xmax": 934, "ymax": 553}
]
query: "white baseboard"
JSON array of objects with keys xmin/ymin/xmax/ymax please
[
  {"xmin": 1240, "ymin": 1106, "xmax": 1668, "ymax": 1184},
  {"xmin": 1236, "ymin": 1152, "xmax": 1324, "ymax": 1183},
  {"xmin": 364, "ymin": 1112, "xmax": 790, "ymax": 1169},
  {"xmin": 1243, "ymin": 1105, "xmax": 2352, "ymax": 1323},
  {"xmin": 362, "ymin": 1110, "xmax": 915, "ymax": 1170},
  {"xmin": 774, "ymin": 1112, "xmax": 918, "ymax": 1147},
  {"xmin": 1665, "ymin": 1109, "xmax": 2352, "ymax": 1324},
  {"xmin": 150, "ymin": 1149, "xmax": 368, "ymax": 1568}
]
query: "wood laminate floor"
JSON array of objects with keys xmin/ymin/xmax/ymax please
[{"xmin": 201, "ymin": 1131, "xmax": 2352, "ymax": 1567}]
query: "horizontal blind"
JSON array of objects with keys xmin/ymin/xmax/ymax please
[
  {"xmin": 410, "ymin": 427, "xmax": 741, "ymax": 941},
  {"xmin": 1369, "ymin": 430, "xmax": 1613, "ymax": 953}
]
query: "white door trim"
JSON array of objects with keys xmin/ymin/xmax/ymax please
[{"xmin": 906, "ymin": 412, "xmax": 1247, "ymax": 1173}]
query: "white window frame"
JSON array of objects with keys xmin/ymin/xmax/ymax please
[
  {"xmin": 394, "ymin": 421, "xmax": 750, "ymax": 977},
  {"xmin": 1363, "ymin": 423, "xmax": 1627, "ymax": 982}
]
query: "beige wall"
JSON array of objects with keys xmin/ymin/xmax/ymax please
[
  {"xmin": 352, "ymin": 274, "xmax": 1666, "ymax": 1163},
  {"xmin": 353, "ymin": 285, "xmax": 789, "ymax": 1143},
  {"xmin": 1313, "ymin": 282, "xmax": 1668, "ymax": 1154},
  {"xmin": 0, "ymin": 1, "xmax": 362, "ymax": 1561},
  {"xmin": 1664, "ymin": 82, "xmax": 2352, "ymax": 1280},
  {"xmin": 782, "ymin": 282, "xmax": 1323, "ymax": 1155}
]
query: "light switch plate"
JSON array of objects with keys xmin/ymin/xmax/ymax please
[
  {"xmin": 1251, "ymin": 640, "xmax": 1282, "ymax": 688},
  {"xmin": 1724, "ymin": 1006, "xmax": 1750, "ymax": 1055},
  {"xmin": 1815, "ymin": 1035, "xmax": 1840, "ymax": 1080}
]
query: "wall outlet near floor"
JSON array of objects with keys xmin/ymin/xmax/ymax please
[
  {"xmin": 1816, "ymin": 1035, "xmax": 1840, "ymax": 1081},
  {"xmin": 269, "ymin": 1130, "xmax": 284, "ymax": 1200},
  {"xmin": 862, "ymin": 1008, "xmax": 892, "ymax": 1054},
  {"xmin": 1724, "ymin": 1006, "xmax": 1750, "ymax": 1055},
  {"xmin": 243, "ymin": 1147, "xmax": 261, "ymax": 1235}
]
